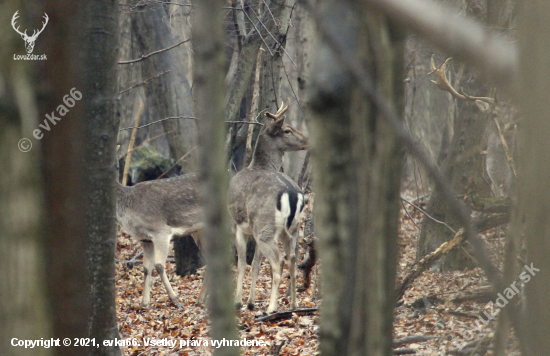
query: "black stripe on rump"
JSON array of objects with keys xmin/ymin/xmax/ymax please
[{"xmin": 275, "ymin": 173, "xmax": 304, "ymax": 229}]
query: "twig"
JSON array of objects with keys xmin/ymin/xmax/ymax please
[
  {"xmin": 400, "ymin": 196, "xmax": 455, "ymax": 233},
  {"xmin": 236, "ymin": 5, "xmax": 273, "ymax": 56},
  {"xmin": 157, "ymin": 146, "xmax": 196, "ymax": 179},
  {"xmin": 225, "ymin": 120, "xmax": 263, "ymax": 125},
  {"xmin": 392, "ymin": 348, "xmax": 417, "ymax": 355},
  {"xmin": 122, "ymin": 101, "xmax": 144, "ymax": 186},
  {"xmin": 255, "ymin": 308, "xmax": 318, "ymax": 322},
  {"xmin": 246, "ymin": 48, "xmax": 263, "ymax": 165},
  {"xmin": 297, "ymin": 151, "xmax": 310, "ymax": 189},
  {"xmin": 400, "ymin": 199, "xmax": 420, "ymax": 231},
  {"xmin": 395, "ymin": 212, "xmax": 509, "ymax": 302},
  {"xmin": 281, "ymin": 60, "xmax": 302, "ymax": 111},
  {"xmin": 119, "ymin": 116, "xmax": 198, "ymax": 131},
  {"xmin": 393, "ymin": 335, "xmax": 438, "ymax": 346},
  {"xmin": 119, "ymin": 117, "xmax": 262, "ymax": 131},
  {"xmin": 243, "ymin": 1, "xmax": 297, "ymax": 67},
  {"xmin": 492, "ymin": 117, "xmax": 517, "ymax": 178},
  {"xmin": 119, "ymin": 70, "xmax": 170, "ymax": 95},
  {"xmin": 118, "ymin": 38, "xmax": 191, "ymax": 64}
]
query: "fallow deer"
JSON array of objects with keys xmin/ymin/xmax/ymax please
[
  {"xmin": 228, "ymin": 99, "xmax": 309, "ymax": 313},
  {"xmin": 116, "ymin": 173, "xmax": 205, "ymax": 308}
]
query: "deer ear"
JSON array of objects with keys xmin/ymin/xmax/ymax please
[{"xmin": 266, "ymin": 115, "xmax": 285, "ymax": 135}]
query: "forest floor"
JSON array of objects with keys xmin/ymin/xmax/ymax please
[{"xmin": 115, "ymin": 191, "xmax": 521, "ymax": 356}]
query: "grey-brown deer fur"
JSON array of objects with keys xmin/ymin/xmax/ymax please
[
  {"xmin": 228, "ymin": 100, "xmax": 308, "ymax": 313},
  {"xmin": 116, "ymin": 173, "xmax": 204, "ymax": 308}
]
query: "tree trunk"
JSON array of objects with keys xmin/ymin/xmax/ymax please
[
  {"xmin": 416, "ymin": 56, "xmax": 493, "ymax": 271},
  {"xmin": 192, "ymin": 1, "xmax": 240, "ymax": 355},
  {"xmin": 514, "ymin": 1, "xmax": 550, "ymax": 353},
  {"xmin": 37, "ymin": 1, "xmax": 90, "ymax": 355},
  {"xmin": 0, "ymin": 3, "xmax": 51, "ymax": 353},
  {"xmin": 133, "ymin": 4, "xmax": 197, "ymax": 172},
  {"xmin": 81, "ymin": 0, "xmax": 122, "ymax": 354},
  {"xmin": 308, "ymin": 1, "xmax": 404, "ymax": 355}
]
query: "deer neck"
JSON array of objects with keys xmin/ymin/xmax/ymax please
[
  {"xmin": 249, "ymin": 135, "xmax": 284, "ymax": 171},
  {"xmin": 115, "ymin": 181, "xmax": 133, "ymax": 220}
]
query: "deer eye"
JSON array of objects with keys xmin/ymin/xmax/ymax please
[{"xmin": 284, "ymin": 129, "xmax": 291, "ymax": 134}]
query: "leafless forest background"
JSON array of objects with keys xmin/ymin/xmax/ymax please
[{"xmin": 2, "ymin": 0, "xmax": 550, "ymax": 355}]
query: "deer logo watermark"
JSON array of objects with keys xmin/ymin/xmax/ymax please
[{"xmin": 11, "ymin": 10, "xmax": 48, "ymax": 56}]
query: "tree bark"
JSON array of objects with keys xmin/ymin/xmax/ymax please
[
  {"xmin": 132, "ymin": 4, "xmax": 197, "ymax": 172},
  {"xmin": 416, "ymin": 20, "xmax": 493, "ymax": 270},
  {"xmin": 192, "ymin": 1, "xmax": 240, "ymax": 355},
  {"xmin": 513, "ymin": 1, "xmax": 550, "ymax": 354},
  {"xmin": 308, "ymin": 1, "xmax": 404, "ymax": 355},
  {"xmin": 37, "ymin": 1, "xmax": 90, "ymax": 355},
  {"xmin": 80, "ymin": 0, "xmax": 122, "ymax": 354}
]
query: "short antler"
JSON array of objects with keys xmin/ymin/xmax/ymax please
[
  {"xmin": 265, "ymin": 98, "xmax": 290, "ymax": 120},
  {"xmin": 430, "ymin": 56, "xmax": 494, "ymax": 105}
]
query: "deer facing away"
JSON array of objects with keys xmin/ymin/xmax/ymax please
[
  {"xmin": 228, "ymin": 100, "xmax": 309, "ymax": 313},
  {"xmin": 116, "ymin": 173, "xmax": 205, "ymax": 308}
]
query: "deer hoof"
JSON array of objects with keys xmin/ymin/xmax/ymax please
[
  {"xmin": 235, "ymin": 302, "xmax": 242, "ymax": 310},
  {"xmin": 247, "ymin": 303, "xmax": 255, "ymax": 310}
]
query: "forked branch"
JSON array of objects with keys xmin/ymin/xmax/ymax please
[{"xmin": 430, "ymin": 56, "xmax": 494, "ymax": 105}]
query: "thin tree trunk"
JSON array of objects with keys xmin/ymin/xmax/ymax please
[
  {"xmin": 192, "ymin": 1, "xmax": 240, "ymax": 355},
  {"xmin": 308, "ymin": 1, "xmax": 404, "ymax": 355},
  {"xmin": 81, "ymin": 0, "xmax": 122, "ymax": 354}
]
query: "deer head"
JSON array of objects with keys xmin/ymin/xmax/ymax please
[
  {"xmin": 12, "ymin": 11, "xmax": 49, "ymax": 54},
  {"xmin": 263, "ymin": 99, "xmax": 309, "ymax": 152},
  {"xmin": 248, "ymin": 99, "xmax": 308, "ymax": 171}
]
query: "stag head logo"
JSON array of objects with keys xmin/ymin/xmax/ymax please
[{"xmin": 11, "ymin": 11, "xmax": 48, "ymax": 54}]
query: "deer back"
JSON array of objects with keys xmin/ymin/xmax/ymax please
[{"xmin": 116, "ymin": 173, "xmax": 202, "ymax": 240}]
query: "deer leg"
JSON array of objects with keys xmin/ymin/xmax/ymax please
[
  {"xmin": 246, "ymin": 244, "xmax": 263, "ymax": 310},
  {"xmin": 191, "ymin": 232, "xmax": 208, "ymax": 304},
  {"xmin": 154, "ymin": 236, "xmax": 181, "ymax": 308},
  {"xmin": 258, "ymin": 239, "xmax": 282, "ymax": 314},
  {"xmin": 141, "ymin": 241, "xmax": 154, "ymax": 308},
  {"xmin": 283, "ymin": 234, "xmax": 297, "ymax": 310},
  {"xmin": 234, "ymin": 226, "xmax": 247, "ymax": 309}
]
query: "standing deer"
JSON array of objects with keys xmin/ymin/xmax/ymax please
[
  {"xmin": 228, "ymin": 99, "xmax": 309, "ymax": 313},
  {"xmin": 116, "ymin": 173, "xmax": 205, "ymax": 308}
]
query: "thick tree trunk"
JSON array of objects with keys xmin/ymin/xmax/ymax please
[
  {"xmin": 416, "ymin": 62, "xmax": 492, "ymax": 271},
  {"xmin": 81, "ymin": 1, "xmax": 122, "ymax": 354},
  {"xmin": 514, "ymin": 1, "xmax": 550, "ymax": 354},
  {"xmin": 308, "ymin": 1, "xmax": 404, "ymax": 355},
  {"xmin": 36, "ymin": 1, "xmax": 90, "ymax": 355},
  {"xmin": 133, "ymin": 4, "xmax": 197, "ymax": 172},
  {"xmin": 192, "ymin": 1, "xmax": 240, "ymax": 355}
]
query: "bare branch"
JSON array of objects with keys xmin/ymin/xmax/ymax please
[
  {"xmin": 118, "ymin": 39, "xmax": 190, "ymax": 64},
  {"xmin": 302, "ymin": 1, "xmax": 503, "ymax": 290},
  {"xmin": 430, "ymin": 56, "xmax": 494, "ymax": 104},
  {"xmin": 119, "ymin": 70, "xmax": 170, "ymax": 94},
  {"xmin": 119, "ymin": 117, "xmax": 262, "ymax": 131},
  {"xmin": 364, "ymin": 0, "xmax": 518, "ymax": 88}
]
